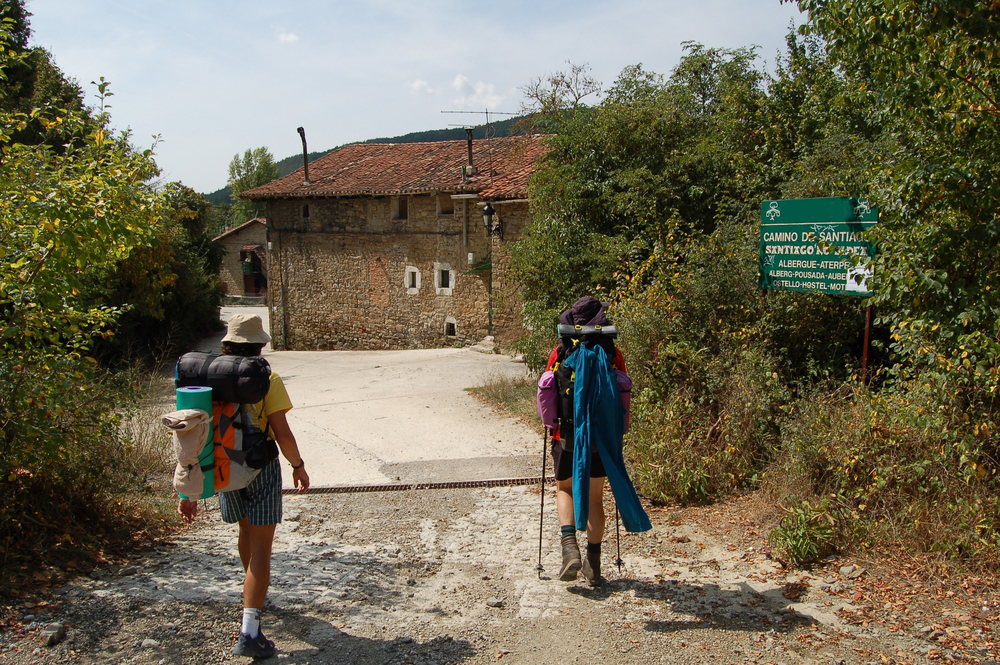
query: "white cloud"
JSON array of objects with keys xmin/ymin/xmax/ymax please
[
  {"xmin": 451, "ymin": 74, "xmax": 504, "ymax": 109},
  {"xmin": 407, "ymin": 79, "xmax": 438, "ymax": 96},
  {"xmin": 277, "ymin": 32, "xmax": 299, "ymax": 43}
]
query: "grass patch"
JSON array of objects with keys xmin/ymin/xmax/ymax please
[{"xmin": 466, "ymin": 371, "xmax": 544, "ymax": 434}]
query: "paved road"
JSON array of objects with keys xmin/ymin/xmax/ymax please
[{"xmin": 206, "ymin": 307, "xmax": 540, "ymax": 489}]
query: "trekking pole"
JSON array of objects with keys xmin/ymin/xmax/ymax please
[
  {"xmin": 614, "ymin": 501, "xmax": 624, "ymax": 573},
  {"xmin": 536, "ymin": 429, "xmax": 547, "ymax": 577}
]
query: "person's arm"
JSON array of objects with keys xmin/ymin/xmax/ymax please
[{"xmin": 268, "ymin": 409, "xmax": 310, "ymax": 493}]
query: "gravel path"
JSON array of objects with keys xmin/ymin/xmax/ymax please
[{"xmin": 4, "ymin": 483, "xmax": 988, "ymax": 664}]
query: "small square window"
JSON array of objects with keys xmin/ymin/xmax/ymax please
[
  {"xmin": 393, "ymin": 196, "xmax": 408, "ymax": 220},
  {"xmin": 404, "ymin": 266, "xmax": 420, "ymax": 294},
  {"xmin": 437, "ymin": 194, "xmax": 454, "ymax": 215},
  {"xmin": 445, "ymin": 322, "xmax": 456, "ymax": 336},
  {"xmin": 433, "ymin": 262, "xmax": 453, "ymax": 296}
]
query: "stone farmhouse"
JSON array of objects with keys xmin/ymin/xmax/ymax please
[
  {"xmin": 241, "ymin": 135, "xmax": 547, "ymax": 350},
  {"xmin": 213, "ymin": 218, "xmax": 267, "ymax": 301}
]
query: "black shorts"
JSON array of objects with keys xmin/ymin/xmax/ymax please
[{"xmin": 551, "ymin": 438, "xmax": 606, "ymax": 481}]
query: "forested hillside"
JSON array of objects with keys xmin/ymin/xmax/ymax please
[{"xmin": 513, "ymin": 4, "xmax": 999, "ymax": 563}]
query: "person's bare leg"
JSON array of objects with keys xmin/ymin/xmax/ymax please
[
  {"xmin": 556, "ymin": 478, "xmax": 575, "ymax": 526},
  {"xmin": 237, "ymin": 518, "xmax": 252, "ymax": 572},
  {"xmin": 233, "ymin": 521, "xmax": 278, "ymax": 657},
  {"xmin": 555, "ymin": 478, "xmax": 581, "ymax": 580},
  {"xmin": 582, "ymin": 477, "xmax": 606, "ymax": 584},
  {"xmin": 240, "ymin": 522, "xmax": 276, "ymax": 609},
  {"xmin": 586, "ymin": 477, "xmax": 606, "ymax": 544}
]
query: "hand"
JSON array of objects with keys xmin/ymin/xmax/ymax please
[
  {"xmin": 292, "ymin": 466, "xmax": 310, "ymax": 493},
  {"xmin": 177, "ymin": 498, "xmax": 198, "ymax": 523}
]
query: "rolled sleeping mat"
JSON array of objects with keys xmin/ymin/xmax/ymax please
[{"xmin": 175, "ymin": 386, "xmax": 214, "ymax": 500}]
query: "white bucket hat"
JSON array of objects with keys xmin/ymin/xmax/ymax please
[{"xmin": 222, "ymin": 313, "xmax": 271, "ymax": 344}]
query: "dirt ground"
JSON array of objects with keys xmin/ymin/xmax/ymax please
[
  {"xmin": 2, "ymin": 483, "xmax": 998, "ymax": 665},
  {"xmin": 1, "ymin": 325, "xmax": 997, "ymax": 664}
]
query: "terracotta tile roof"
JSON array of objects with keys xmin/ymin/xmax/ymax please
[
  {"xmin": 241, "ymin": 136, "xmax": 548, "ymax": 202},
  {"xmin": 212, "ymin": 217, "xmax": 265, "ymax": 242}
]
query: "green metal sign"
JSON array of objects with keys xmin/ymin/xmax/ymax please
[{"xmin": 759, "ymin": 197, "xmax": 878, "ymax": 296}]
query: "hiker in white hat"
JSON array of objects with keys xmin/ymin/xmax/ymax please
[{"xmin": 178, "ymin": 313, "xmax": 309, "ymax": 659}]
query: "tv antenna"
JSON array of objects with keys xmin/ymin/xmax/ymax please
[
  {"xmin": 440, "ymin": 110, "xmax": 517, "ymax": 184},
  {"xmin": 441, "ymin": 109, "xmax": 517, "ymax": 139}
]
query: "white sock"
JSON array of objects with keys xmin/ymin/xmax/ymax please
[{"xmin": 241, "ymin": 607, "xmax": 261, "ymax": 638}]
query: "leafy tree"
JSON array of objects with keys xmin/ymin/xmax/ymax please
[
  {"xmin": 793, "ymin": 0, "xmax": 1000, "ymax": 431},
  {"xmin": 87, "ymin": 183, "xmax": 224, "ymax": 364},
  {"xmin": 227, "ymin": 146, "xmax": 278, "ymax": 224},
  {"xmin": 0, "ymin": 2, "xmax": 93, "ymax": 150},
  {"xmin": 512, "ymin": 47, "xmax": 770, "ymax": 363},
  {"xmin": 0, "ymin": 63, "xmax": 163, "ymax": 485},
  {"xmin": 0, "ymin": 0, "xmax": 29, "ymax": 50}
]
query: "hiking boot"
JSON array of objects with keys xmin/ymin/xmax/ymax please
[
  {"xmin": 581, "ymin": 550, "xmax": 602, "ymax": 586},
  {"xmin": 558, "ymin": 535, "xmax": 582, "ymax": 581},
  {"xmin": 233, "ymin": 631, "xmax": 276, "ymax": 659}
]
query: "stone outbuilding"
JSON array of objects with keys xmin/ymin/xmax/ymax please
[
  {"xmin": 241, "ymin": 135, "xmax": 546, "ymax": 350},
  {"xmin": 214, "ymin": 218, "xmax": 267, "ymax": 301}
]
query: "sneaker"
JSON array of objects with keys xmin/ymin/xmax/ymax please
[{"xmin": 233, "ymin": 631, "xmax": 276, "ymax": 659}]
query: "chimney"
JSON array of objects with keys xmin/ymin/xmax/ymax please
[
  {"xmin": 465, "ymin": 127, "xmax": 476, "ymax": 176},
  {"xmin": 297, "ymin": 126, "xmax": 312, "ymax": 185}
]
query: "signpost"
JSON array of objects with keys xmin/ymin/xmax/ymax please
[
  {"xmin": 759, "ymin": 196, "xmax": 879, "ymax": 382},
  {"xmin": 759, "ymin": 197, "xmax": 878, "ymax": 296}
]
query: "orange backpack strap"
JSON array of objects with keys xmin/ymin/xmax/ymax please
[{"xmin": 213, "ymin": 402, "xmax": 237, "ymax": 490}]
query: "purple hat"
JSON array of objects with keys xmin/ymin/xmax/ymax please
[{"xmin": 558, "ymin": 296, "xmax": 610, "ymax": 327}]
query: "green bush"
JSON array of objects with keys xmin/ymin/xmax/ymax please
[
  {"xmin": 771, "ymin": 379, "xmax": 1000, "ymax": 560},
  {"xmin": 769, "ymin": 498, "xmax": 838, "ymax": 565}
]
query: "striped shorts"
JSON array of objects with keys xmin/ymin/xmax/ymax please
[{"xmin": 218, "ymin": 459, "xmax": 283, "ymax": 525}]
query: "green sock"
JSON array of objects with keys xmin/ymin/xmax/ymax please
[
  {"xmin": 560, "ymin": 525, "xmax": 575, "ymax": 539},
  {"xmin": 587, "ymin": 542, "xmax": 601, "ymax": 555}
]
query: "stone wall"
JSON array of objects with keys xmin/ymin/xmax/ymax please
[
  {"xmin": 218, "ymin": 221, "xmax": 266, "ymax": 297},
  {"xmin": 266, "ymin": 194, "xmax": 495, "ymax": 350},
  {"xmin": 490, "ymin": 201, "xmax": 532, "ymax": 349}
]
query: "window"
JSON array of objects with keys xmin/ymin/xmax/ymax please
[
  {"xmin": 392, "ymin": 196, "xmax": 408, "ymax": 220},
  {"xmin": 404, "ymin": 266, "xmax": 420, "ymax": 295},
  {"xmin": 437, "ymin": 194, "xmax": 454, "ymax": 215},
  {"xmin": 445, "ymin": 321, "xmax": 456, "ymax": 336},
  {"xmin": 433, "ymin": 262, "xmax": 453, "ymax": 296},
  {"xmin": 302, "ymin": 204, "xmax": 310, "ymax": 218}
]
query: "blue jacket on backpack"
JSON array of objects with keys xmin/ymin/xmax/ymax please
[{"xmin": 563, "ymin": 343, "xmax": 652, "ymax": 533}]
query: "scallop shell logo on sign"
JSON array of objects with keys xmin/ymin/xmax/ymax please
[
  {"xmin": 765, "ymin": 201, "xmax": 781, "ymax": 220},
  {"xmin": 846, "ymin": 265, "xmax": 872, "ymax": 293}
]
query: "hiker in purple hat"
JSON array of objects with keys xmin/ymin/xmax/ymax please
[{"xmin": 544, "ymin": 297, "xmax": 628, "ymax": 585}]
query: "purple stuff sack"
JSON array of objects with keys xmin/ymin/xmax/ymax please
[
  {"xmin": 616, "ymin": 369, "xmax": 633, "ymax": 433},
  {"xmin": 537, "ymin": 370, "xmax": 558, "ymax": 430}
]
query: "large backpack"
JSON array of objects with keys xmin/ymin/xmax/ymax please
[
  {"xmin": 175, "ymin": 352, "xmax": 278, "ymax": 493},
  {"xmin": 536, "ymin": 324, "xmax": 632, "ymax": 451}
]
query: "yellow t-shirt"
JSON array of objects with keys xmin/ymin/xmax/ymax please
[{"xmin": 248, "ymin": 372, "xmax": 292, "ymax": 433}]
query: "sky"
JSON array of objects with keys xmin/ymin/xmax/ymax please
[{"xmin": 26, "ymin": 0, "xmax": 805, "ymax": 194}]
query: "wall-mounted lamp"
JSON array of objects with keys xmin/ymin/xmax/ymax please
[{"xmin": 482, "ymin": 202, "xmax": 502, "ymax": 239}]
